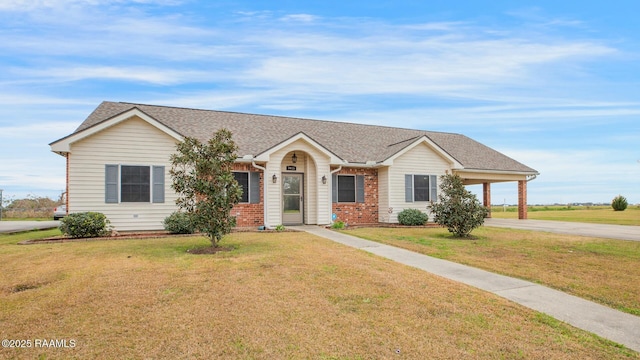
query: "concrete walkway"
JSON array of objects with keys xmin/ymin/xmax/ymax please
[
  {"xmin": 485, "ymin": 218, "xmax": 640, "ymax": 241},
  {"xmin": 297, "ymin": 225, "xmax": 640, "ymax": 353},
  {"xmin": 0, "ymin": 221, "xmax": 59, "ymax": 234}
]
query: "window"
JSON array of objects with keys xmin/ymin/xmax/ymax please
[
  {"xmin": 338, "ymin": 175, "xmax": 356, "ymax": 202},
  {"xmin": 405, "ymin": 174, "xmax": 438, "ymax": 202},
  {"xmin": 121, "ymin": 166, "xmax": 150, "ymax": 202},
  {"xmin": 105, "ymin": 165, "xmax": 165, "ymax": 203},
  {"xmin": 332, "ymin": 174, "xmax": 365, "ymax": 203},
  {"xmin": 233, "ymin": 171, "xmax": 260, "ymax": 204}
]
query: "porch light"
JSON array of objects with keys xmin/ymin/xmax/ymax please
[
  {"xmin": 322, "ymin": 175, "xmax": 327, "ymax": 184},
  {"xmin": 272, "ymin": 174, "xmax": 277, "ymax": 183},
  {"xmin": 291, "ymin": 152, "xmax": 297, "ymax": 163}
]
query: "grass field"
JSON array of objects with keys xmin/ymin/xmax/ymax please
[
  {"xmin": 343, "ymin": 226, "xmax": 640, "ymax": 316},
  {"xmin": 491, "ymin": 205, "xmax": 640, "ymax": 226},
  {"xmin": 1, "ymin": 229, "xmax": 638, "ymax": 359}
]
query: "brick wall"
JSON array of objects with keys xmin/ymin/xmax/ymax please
[
  {"xmin": 231, "ymin": 163, "xmax": 264, "ymax": 227},
  {"xmin": 332, "ymin": 167, "xmax": 378, "ymax": 225}
]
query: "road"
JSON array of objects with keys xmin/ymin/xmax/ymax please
[
  {"xmin": 484, "ymin": 218, "xmax": 640, "ymax": 241},
  {"xmin": 0, "ymin": 221, "xmax": 60, "ymax": 234}
]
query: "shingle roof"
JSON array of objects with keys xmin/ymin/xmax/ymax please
[{"xmin": 73, "ymin": 101, "xmax": 537, "ymax": 174}]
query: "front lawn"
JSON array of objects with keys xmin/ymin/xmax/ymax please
[
  {"xmin": 0, "ymin": 230, "xmax": 637, "ymax": 358},
  {"xmin": 343, "ymin": 226, "xmax": 640, "ymax": 316}
]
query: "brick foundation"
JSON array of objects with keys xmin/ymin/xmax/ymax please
[{"xmin": 331, "ymin": 168, "xmax": 378, "ymax": 225}]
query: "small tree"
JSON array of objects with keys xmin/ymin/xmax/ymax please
[
  {"xmin": 169, "ymin": 129, "xmax": 242, "ymax": 247},
  {"xmin": 429, "ymin": 173, "xmax": 488, "ymax": 237},
  {"xmin": 611, "ymin": 195, "xmax": 628, "ymax": 211}
]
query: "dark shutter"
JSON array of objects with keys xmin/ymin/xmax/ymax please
[
  {"xmin": 430, "ymin": 175, "xmax": 438, "ymax": 201},
  {"xmin": 356, "ymin": 175, "xmax": 365, "ymax": 203},
  {"xmin": 332, "ymin": 173, "xmax": 338, "ymax": 203},
  {"xmin": 250, "ymin": 172, "xmax": 260, "ymax": 204},
  {"xmin": 152, "ymin": 166, "xmax": 165, "ymax": 203},
  {"xmin": 105, "ymin": 165, "xmax": 119, "ymax": 203},
  {"xmin": 404, "ymin": 174, "xmax": 413, "ymax": 202}
]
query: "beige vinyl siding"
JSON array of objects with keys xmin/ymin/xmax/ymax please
[
  {"xmin": 377, "ymin": 166, "xmax": 390, "ymax": 222},
  {"xmin": 265, "ymin": 139, "xmax": 331, "ymax": 227},
  {"xmin": 68, "ymin": 116, "xmax": 179, "ymax": 231},
  {"xmin": 386, "ymin": 143, "xmax": 450, "ymax": 223}
]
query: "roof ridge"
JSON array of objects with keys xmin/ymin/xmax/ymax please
[{"xmin": 115, "ymin": 101, "xmax": 464, "ymax": 137}]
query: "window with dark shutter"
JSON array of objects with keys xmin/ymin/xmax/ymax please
[{"xmin": 406, "ymin": 174, "xmax": 438, "ymax": 202}]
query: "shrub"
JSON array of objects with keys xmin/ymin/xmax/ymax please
[
  {"xmin": 59, "ymin": 212, "xmax": 111, "ymax": 238},
  {"xmin": 163, "ymin": 211, "xmax": 195, "ymax": 234},
  {"xmin": 331, "ymin": 220, "xmax": 346, "ymax": 229},
  {"xmin": 429, "ymin": 174, "xmax": 488, "ymax": 237},
  {"xmin": 275, "ymin": 224, "xmax": 285, "ymax": 232},
  {"xmin": 611, "ymin": 195, "xmax": 628, "ymax": 211},
  {"xmin": 397, "ymin": 208, "xmax": 429, "ymax": 226}
]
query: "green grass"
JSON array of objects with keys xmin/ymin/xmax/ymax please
[
  {"xmin": 491, "ymin": 205, "xmax": 640, "ymax": 225},
  {"xmin": 1, "ymin": 229, "xmax": 637, "ymax": 359},
  {"xmin": 343, "ymin": 226, "xmax": 640, "ymax": 316}
]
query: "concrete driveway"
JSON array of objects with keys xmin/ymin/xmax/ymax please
[
  {"xmin": 484, "ymin": 218, "xmax": 640, "ymax": 241},
  {"xmin": 0, "ymin": 221, "xmax": 60, "ymax": 234}
]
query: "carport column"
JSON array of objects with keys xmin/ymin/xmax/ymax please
[
  {"xmin": 518, "ymin": 180, "xmax": 527, "ymax": 219},
  {"xmin": 483, "ymin": 182, "xmax": 491, "ymax": 218}
]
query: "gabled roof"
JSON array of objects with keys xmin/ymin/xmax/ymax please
[{"xmin": 57, "ymin": 101, "xmax": 538, "ymax": 174}]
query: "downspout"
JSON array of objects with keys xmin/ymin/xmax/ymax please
[
  {"xmin": 251, "ymin": 160, "xmax": 270, "ymax": 229},
  {"xmin": 328, "ymin": 165, "xmax": 343, "ymax": 224}
]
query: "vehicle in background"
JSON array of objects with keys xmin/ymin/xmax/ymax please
[{"xmin": 53, "ymin": 205, "xmax": 67, "ymax": 220}]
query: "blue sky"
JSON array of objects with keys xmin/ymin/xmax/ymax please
[{"xmin": 1, "ymin": 0, "xmax": 638, "ymax": 205}]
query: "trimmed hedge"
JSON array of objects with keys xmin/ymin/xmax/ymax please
[
  {"xmin": 163, "ymin": 211, "xmax": 195, "ymax": 234},
  {"xmin": 397, "ymin": 208, "xmax": 429, "ymax": 226},
  {"xmin": 59, "ymin": 212, "xmax": 111, "ymax": 238}
]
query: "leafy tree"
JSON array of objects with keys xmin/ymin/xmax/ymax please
[
  {"xmin": 169, "ymin": 129, "xmax": 242, "ymax": 247},
  {"xmin": 429, "ymin": 173, "xmax": 488, "ymax": 237}
]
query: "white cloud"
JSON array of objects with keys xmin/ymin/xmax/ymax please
[
  {"xmin": 22, "ymin": 66, "xmax": 213, "ymax": 85},
  {"xmin": 0, "ymin": 0, "xmax": 182, "ymax": 11}
]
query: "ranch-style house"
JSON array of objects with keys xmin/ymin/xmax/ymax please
[{"xmin": 50, "ymin": 101, "xmax": 538, "ymax": 231}]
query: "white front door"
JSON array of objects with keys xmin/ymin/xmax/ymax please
[{"xmin": 282, "ymin": 173, "xmax": 303, "ymax": 225}]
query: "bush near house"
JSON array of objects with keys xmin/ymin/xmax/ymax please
[
  {"xmin": 397, "ymin": 208, "xmax": 429, "ymax": 226},
  {"xmin": 59, "ymin": 212, "xmax": 111, "ymax": 238},
  {"xmin": 163, "ymin": 211, "xmax": 195, "ymax": 234},
  {"xmin": 611, "ymin": 195, "xmax": 628, "ymax": 211}
]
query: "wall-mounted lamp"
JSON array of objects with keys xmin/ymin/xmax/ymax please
[
  {"xmin": 272, "ymin": 174, "xmax": 278, "ymax": 183},
  {"xmin": 291, "ymin": 152, "xmax": 297, "ymax": 164},
  {"xmin": 321, "ymin": 175, "xmax": 327, "ymax": 184}
]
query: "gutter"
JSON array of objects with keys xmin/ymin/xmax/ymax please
[
  {"xmin": 251, "ymin": 160, "xmax": 270, "ymax": 229},
  {"xmin": 328, "ymin": 166, "xmax": 343, "ymax": 224}
]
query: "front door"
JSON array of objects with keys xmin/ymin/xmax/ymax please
[{"xmin": 282, "ymin": 173, "xmax": 303, "ymax": 225}]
